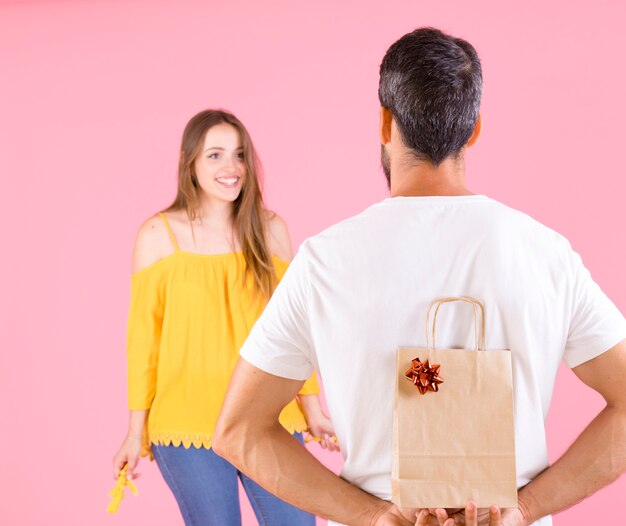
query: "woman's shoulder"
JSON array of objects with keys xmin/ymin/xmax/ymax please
[
  {"xmin": 263, "ymin": 210, "xmax": 292, "ymax": 262},
  {"xmin": 132, "ymin": 213, "xmax": 177, "ymax": 273}
]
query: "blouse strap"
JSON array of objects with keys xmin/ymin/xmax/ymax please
[{"xmin": 159, "ymin": 213, "xmax": 180, "ymax": 251}]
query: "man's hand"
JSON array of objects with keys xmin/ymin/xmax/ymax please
[
  {"xmin": 427, "ymin": 501, "xmax": 528, "ymax": 526},
  {"xmin": 370, "ymin": 501, "xmax": 527, "ymax": 526},
  {"xmin": 370, "ymin": 504, "xmax": 437, "ymax": 525}
]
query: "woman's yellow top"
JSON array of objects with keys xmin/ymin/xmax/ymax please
[{"xmin": 127, "ymin": 213, "xmax": 318, "ymax": 453}]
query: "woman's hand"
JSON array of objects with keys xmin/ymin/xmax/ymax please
[
  {"xmin": 113, "ymin": 410, "xmax": 147, "ymax": 479},
  {"xmin": 298, "ymin": 394, "xmax": 340, "ymax": 452},
  {"xmin": 113, "ymin": 435, "xmax": 142, "ymax": 480},
  {"xmin": 306, "ymin": 412, "xmax": 340, "ymax": 452}
]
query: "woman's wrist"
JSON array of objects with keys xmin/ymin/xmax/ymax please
[
  {"xmin": 298, "ymin": 394, "xmax": 325, "ymax": 423},
  {"xmin": 126, "ymin": 409, "xmax": 147, "ymax": 439}
]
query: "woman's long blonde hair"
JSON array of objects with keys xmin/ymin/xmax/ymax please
[{"xmin": 164, "ymin": 109, "xmax": 276, "ymax": 298}]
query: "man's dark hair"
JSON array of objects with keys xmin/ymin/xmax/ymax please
[{"xmin": 378, "ymin": 27, "xmax": 482, "ymax": 166}]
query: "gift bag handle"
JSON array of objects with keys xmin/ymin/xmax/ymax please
[{"xmin": 426, "ymin": 297, "xmax": 486, "ymax": 351}]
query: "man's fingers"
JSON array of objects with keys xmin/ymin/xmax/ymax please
[
  {"xmin": 489, "ymin": 505, "xmax": 501, "ymax": 526},
  {"xmin": 414, "ymin": 502, "xmax": 499, "ymax": 526},
  {"xmin": 415, "ymin": 509, "xmax": 430, "ymax": 526},
  {"xmin": 435, "ymin": 508, "xmax": 449, "ymax": 526},
  {"xmin": 465, "ymin": 501, "xmax": 477, "ymax": 526}
]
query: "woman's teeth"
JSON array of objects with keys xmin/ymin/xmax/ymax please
[{"xmin": 216, "ymin": 177, "xmax": 239, "ymax": 187}]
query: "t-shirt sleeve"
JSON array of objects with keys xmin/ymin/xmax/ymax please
[
  {"xmin": 564, "ymin": 250, "xmax": 626, "ymax": 368},
  {"xmin": 240, "ymin": 246, "xmax": 315, "ymax": 380},
  {"xmin": 127, "ymin": 268, "xmax": 165, "ymax": 410}
]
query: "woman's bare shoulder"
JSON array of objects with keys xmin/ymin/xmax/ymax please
[
  {"xmin": 264, "ymin": 210, "xmax": 293, "ymax": 262},
  {"xmin": 132, "ymin": 213, "xmax": 176, "ymax": 273}
]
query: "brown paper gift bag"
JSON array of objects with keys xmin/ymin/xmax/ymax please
[{"xmin": 391, "ymin": 297, "xmax": 517, "ymax": 508}]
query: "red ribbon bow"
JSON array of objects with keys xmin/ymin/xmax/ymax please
[{"xmin": 405, "ymin": 358, "xmax": 443, "ymax": 394}]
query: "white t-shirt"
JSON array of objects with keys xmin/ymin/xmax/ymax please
[{"xmin": 240, "ymin": 196, "xmax": 626, "ymax": 526}]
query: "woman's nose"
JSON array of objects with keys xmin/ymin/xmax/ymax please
[{"xmin": 222, "ymin": 156, "xmax": 238, "ymax": 171}]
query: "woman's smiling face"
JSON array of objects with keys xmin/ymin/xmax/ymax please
[{"xmin": 194, "ymin": 122, "xmax": 246, "ymax": 204}]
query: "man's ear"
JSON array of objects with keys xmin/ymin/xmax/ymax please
[
  {"xmin": 466, "ymin": 113, "xmax": 482, "ymax": 148},
  {"xmin": 379, "ymin": 107, "xmax": 393, "ymax": 144}
]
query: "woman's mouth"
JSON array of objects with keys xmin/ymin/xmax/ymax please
[{"xmin": 215, "ymin": 176, "xmax": 240, "ymax": 188}]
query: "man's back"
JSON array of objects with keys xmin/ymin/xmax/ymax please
[
  {"xmin": 241, "ymin": 195, "xmax": 625, "ymax": 512},
  {"xmin": 221, "ymin": 27, "xmax": 626, "ymax": 526}
]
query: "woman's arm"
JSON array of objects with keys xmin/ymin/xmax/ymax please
[
  {"xmin": 112, "ymin": 410, "xmax": 147, "ymax": 480},
  {"xmin": 266, "ymin": 212, "xmax": 294, "ymax": 262},
  {"xmin": 131, "ymin": 214, "xmax": 176, "ymax": 272},
  {"xmin": 112, "ymin": 215, "xmax": 172, "ymax": 480},
  {"xmin": 298, "ymin": 394, "xmax": 340, "ymax": 452},
  {"xmin": 265, "ymin": 213, "xmax": 339, "ymax": 451}
]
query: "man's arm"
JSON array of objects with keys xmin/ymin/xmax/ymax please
[
  {"xmin": 212, "ymin": 358, "xmax": 423, "ymax": 526},
  {"xmin": 518, "ymin": 339, "xmax": 626, "ymax": 522}
]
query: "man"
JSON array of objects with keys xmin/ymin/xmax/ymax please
[{"xmin": 213, "ymin": 28, "xmax": 626, "ymax": 526}]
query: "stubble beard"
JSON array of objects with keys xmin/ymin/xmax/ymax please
[{"xmin": 381, "ymin": 144, "xmax": 391, "ymax": 190}]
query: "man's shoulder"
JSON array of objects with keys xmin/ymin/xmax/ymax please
[
  {"xmin": 299, "ymin": 201, "xmax": 385, "ymax": 253},
  {"xmin": 296, "ymin": 197, "xmax": 576, "ymax": 263},
  {"xmin": 487, "ymin": 199, "xmax": 570, "ymax": 246},
  {"xmin": 304, "ymin": 197, "xmax": 567, "ymax": 239}
]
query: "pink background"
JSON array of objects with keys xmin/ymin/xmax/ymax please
[{"xmin": 1, "ymin": 0, "xmax": 625, "ymax": 524}]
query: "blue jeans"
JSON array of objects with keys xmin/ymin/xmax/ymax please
[{"xmin": 152, "ymin": 433, "xmax": 315, "ymax": 526}]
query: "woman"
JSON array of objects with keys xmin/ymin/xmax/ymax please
[{"xmin": 112, "ymin": 109, "xmax": 338, "ymax": 525}]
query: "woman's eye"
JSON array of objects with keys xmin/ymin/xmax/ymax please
[
  {"xmin": 207, "ymin": 153, "xmax": 219, "ymax": 159},
  {"xmin": 237, "ymin": 152, "xmax": 245, "ymax": 160}
]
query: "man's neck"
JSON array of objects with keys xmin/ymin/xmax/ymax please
[{"xmin": 389, "ymin": 156, "xmax": 472, "ymax": 197}]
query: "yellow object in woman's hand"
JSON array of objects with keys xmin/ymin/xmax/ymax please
[
  {"xmin": 304, "ymin": 432, "xmax": 338, "ymax": 443},
  {"xmin": 304, "ymin": 431, "xmax": 340, "ymax": 452},
  {"xmin": 107, "ymin": 465, "xmax": 139, "ymax": 514}
]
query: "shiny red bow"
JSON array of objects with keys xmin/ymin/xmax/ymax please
[{"xmin": 405, "ymin": 358, "xmax": 443, "ymax": 394}]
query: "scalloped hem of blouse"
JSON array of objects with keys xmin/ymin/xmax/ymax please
[{"xmin": 149, "ymin": 422, "xmax": 310, "ymax": 450}]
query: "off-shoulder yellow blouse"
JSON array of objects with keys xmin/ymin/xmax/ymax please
[{"xmin": 127, "ymin": 213, "xmax": 318, "ymax": 453}]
